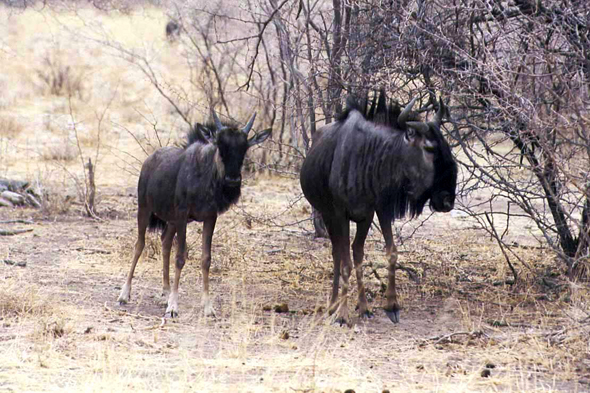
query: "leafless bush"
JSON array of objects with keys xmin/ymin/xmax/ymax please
[
  {"xmin": 94, "ymin": 0, "xmax": 588, "ymax": 277},
  {"xmin": 36, "ymin": 50, "xmax": 85, "ymax": 98},
  {"xmin": 41, "ymin": 144, "xmax": 77, "ymax": 162},
  {"xmin": 231, "ymin": 0, "xmax": 590, "ymax": 279}
]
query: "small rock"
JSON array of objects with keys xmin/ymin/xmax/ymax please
[
  {"xmin": 0, "ymin": 197, "xmax": 14, "ymax": 208},
  {"xmin": 485, "ymin": 362, "xmax": 496, "ymax": 369},
  {"xmin": 344, "ymin": 390, "xmax": 355, "ymax": 393},
  {"xmin": 25, "ymin": 193, "xmax": 41, "ymax": 208},
  {"xmin": 481, "ymin": 369, "xmax": 491, "ymax": 378},
  {"xmin": 262, "ymin": 305, "xmax": 272, "ymax": 311},
  {"xmin": 1, "ymin": 191, "xmax": 24, "ymax": 205},
  {"xmin": 274, "ymin": 303, "xmax": 289, "ymax": 313},
  {"xmin": 280, "ymin": 330, "xmax": 289, "ymax": 340}
]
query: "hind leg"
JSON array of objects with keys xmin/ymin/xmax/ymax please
[
  {"xmin": 161, "ymin": 224, "xmax": 176, "ymax": 299},
  {"xmin": 165, "ymin": 220, "xmax": 187, "ymax": 318},
  {"xmin": 201, "ymin": 217, "xmax": 217, "ymax": 317},
  {"xmin": 322, "ymin": 214, "xmax": 341, "ymax": 315},
  {"xmin": 118, "ymin": 207, "xmax": 150, "ymax": 304},
  {"xmin": 353, "ymin": 217, "xmax": 373, "ymax": 319}
]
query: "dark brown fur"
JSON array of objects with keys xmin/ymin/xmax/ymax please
[
  {"xmin": 300, "ymin": 92, "xmax": 457, "ymax": 325},
  {"xmin": 118, "ymin": 111, "xmax": 271, "ymax": 317}
]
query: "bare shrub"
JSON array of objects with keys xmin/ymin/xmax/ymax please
[
  {"xmin": 37, "ymin": 316, "xmax": 69, "ymax": 339},
  {"xmin": 235, "ymin": 0, "xmax": 590, "ymax": 279},
  {"xmin": 40, "ymin": 191, "xmax": 74, "ymax": 216},
  {"xmin": 40, "ymin": 143, "xmax": 76, "ymax": 162},
  {"xmin": 35, "ymin": 50, "xmax": 85, "ymax": 98}
]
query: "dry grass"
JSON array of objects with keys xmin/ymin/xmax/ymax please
[
  {"xmin": 0, "ymin": 3, "xmax": 589, "ymax": 393},
  {"xmin": 40, "ymin": 144, "xmax": 77, "ymax": 163},
  {"xmin": 0, "ymin": 278, "xmax": 55, "ymax": 319},
  {"xmin": 0, "ymin": 115, "xmax": 25, "ymax": 139}
]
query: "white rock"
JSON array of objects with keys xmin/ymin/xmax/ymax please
[{"xmin": 1, "ymin": 191, "xmax": 24, "ymax": 205}]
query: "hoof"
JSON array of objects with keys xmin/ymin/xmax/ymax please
[
  {"xmin": 333, "ymin": 317, "xmax": 350, "ymax": 327},
  {"xmin": 164, "ymin": 310, "xmax": 179, "ymax": 319},
  {"xmin": 384, "ymin": 308, "xmax": 400, "ymax": 324},
  {"xmin": 360, "ymin": 310, "xmax": 374, "ymax": 319}
]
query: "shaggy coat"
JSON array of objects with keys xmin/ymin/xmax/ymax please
[
  {"xmin": 300, "ymin": 93, "xmax": 457, "ymax": 325},
  {"xmin": 118, "ymin": 111, "xmax": 271, "ymax": 318}
]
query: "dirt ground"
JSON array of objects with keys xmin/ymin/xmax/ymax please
[
  {"xmin": 2, "ymin": 177, "xmax": 589, "ymax": 392},
  {"xmin": 1, "ymin": 3, "xmax": 589, "ymax": 393}
]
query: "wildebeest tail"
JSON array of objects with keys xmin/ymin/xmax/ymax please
[{"xmin": 148, "ymin": 213, "xmax": 167, "ymax": 232}]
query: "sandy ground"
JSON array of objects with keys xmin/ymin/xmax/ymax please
[{"xmin": 1, "ymin": 176, "xmax": 589, "ymax": 392}]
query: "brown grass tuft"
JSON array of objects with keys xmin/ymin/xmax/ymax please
[
  {"xmin": 0, "ymin": 116, "xmax": 24, "ymax": 139},
  {"xmin": 40, "ymin": 143, "xmax": 77, "ymax": 162},
  {"xmin": 35, "ymin": 50, "xmax": 85, "ymax": 99},
  {"xmin": 0, "ymin": 279, "xmax": 54, "ymax": 319}
]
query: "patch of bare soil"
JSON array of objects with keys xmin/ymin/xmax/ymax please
[{"xmin": 1, "ymin": 176, "xmax": 589, "ymax": 393}]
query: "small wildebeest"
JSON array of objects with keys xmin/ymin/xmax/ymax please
[
  {"xmin": 117, "ymin": 110, "xmax": 272, "ymax": 318},
  {"xmin": 300, "ymin": 92, "xmax": 457, "ymax": 325},
  {"xmin": 165, "ymin": 19, "xmax": 181, "ymax": 41}
]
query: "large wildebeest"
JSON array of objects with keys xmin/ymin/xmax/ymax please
[
  {"xmin": 118, "ymin": 110, "xmax": 272, "ymax": 317},
  {"xmin": 300, "ymin": 92, "xmax": 457, "ymax": 325}
]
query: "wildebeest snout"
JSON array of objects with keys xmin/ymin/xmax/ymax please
[
  {"xmin": 431, "ymin": 191, "xmax": 455, "ymax": 212},
  {"xmin": 224, "ymin": 174, "xmax": 242, "ymax": 187}
]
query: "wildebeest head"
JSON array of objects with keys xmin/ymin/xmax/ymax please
[
  {"xmin": 405, "ymin": 98, "xmax": 457, "ymax": 213},
  {"xmin": 195, "ymin": 110, "xmax": 272, "ymax": 187}
]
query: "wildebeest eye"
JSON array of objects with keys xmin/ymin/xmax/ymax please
[{"xmin": 423, "ymin": 139, "xmax": 437, "ymax": 153}]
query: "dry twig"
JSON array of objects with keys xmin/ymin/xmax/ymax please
[{"xmin": 0, "ymin": 228, "xmax": 33, "ymax": 236}]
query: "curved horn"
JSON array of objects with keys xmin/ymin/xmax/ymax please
[
  {"xmin": 406, "ymin": 121, "xmax": 430, "ymax": 134},
  {"xmin": 433, "ymin": 97, "xmax": 446, "ymax": 127},
  {"xmin": 211, "ymin": 109, "xmax": 224, "ymax": 130},
  {"xmin": 242, "ymin": 112, "xmax": 257, "ymax": 135},
  {"xmin": 398, "ymin": 97, "xmax": 418, "ymax": 127}
]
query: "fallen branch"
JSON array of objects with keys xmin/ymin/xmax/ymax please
[
  {"xmin": 0, "ymin": 219, "xmax": 34, "ymax": 224},
  {"xmin": 0, "ymin": 228, "xmax": 33, "ymax": 236},
  {"xmin": 75, "ymin": 247, "xmax": 112, "ymax": 254},
  {"xmin": 3, "ymin": 259, "xmax": 27, "ymax": 267},
  {"xmin": 422, "ymin": 330, "xmax": 485, "ymax": 345}
]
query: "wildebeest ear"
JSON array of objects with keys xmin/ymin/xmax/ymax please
[
  {"xmin": 248, "ymin": 128, "xmax": 272, "ymax": 147},
  {"xmin": 196, "ymin": 123, "xmax": 216, "ymax": 144}
]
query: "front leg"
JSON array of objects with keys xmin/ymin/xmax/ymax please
[
  {"xmin": 378, "ymin": 213, "xmax": 400, "ymax": 323},
  {"xmin": 201, "ymin": 216, "xmax": 217, "ymax": 317}
]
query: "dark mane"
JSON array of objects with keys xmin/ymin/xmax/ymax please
[
  {"xmin": 183, "ymin": 120, "xmax": 240, "ymax": 148},
  {"xmin": 336, "ymin": 90, "xmax": 420, "ymax": 129}
]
